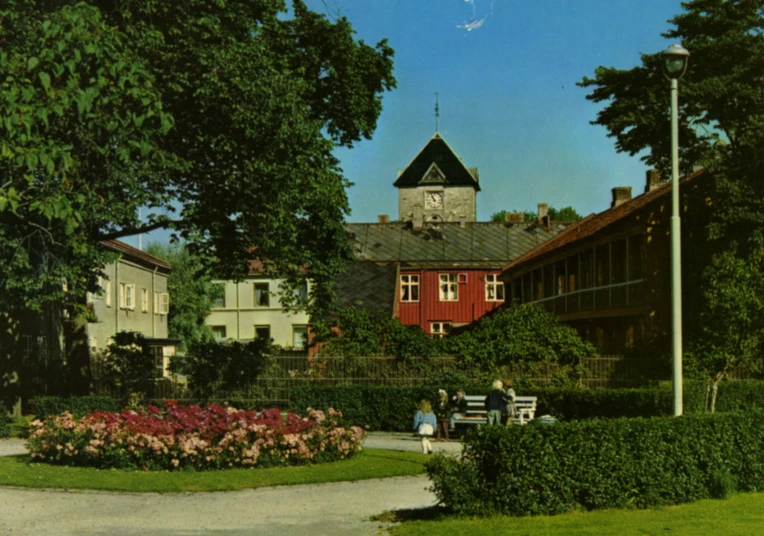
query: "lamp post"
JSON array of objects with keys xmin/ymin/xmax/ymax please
[{"xmin": 661, "ymin": 43, "xmax": 689, "ymax": 417}]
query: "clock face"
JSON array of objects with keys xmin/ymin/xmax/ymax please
[{"xmin": 426, "ymin": 192, "xmax": 443, "ymax": 209}]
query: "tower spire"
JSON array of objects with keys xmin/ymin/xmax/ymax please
[{"xmin": 434, "ymin": 92, "xmax": 439, "ymax": 133}]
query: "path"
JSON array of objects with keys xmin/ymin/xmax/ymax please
[{"xmin": 0, "ymin": 433, "xmax": 460, "ymax": 535}]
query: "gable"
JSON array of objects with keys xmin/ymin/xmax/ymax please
[{"xmin": 393, "ymin": 134, "xmax": 480, "ymax": 191}]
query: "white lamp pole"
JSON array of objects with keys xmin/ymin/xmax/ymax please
[{"xmin": 661, "ymin": 43, "xmax": 689, "ymax": 417}]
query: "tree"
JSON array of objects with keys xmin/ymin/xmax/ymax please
[
  {"xmin": 686, "ymin": 249, "xmax": 764, "ymax": 412},
  {"xmin": 100, "ymin": 331, "xmax": 158, "ymax": 405},
  {"xmin": 0, "ymin": 0, "xmax": 395, "ymax": 317},
  {"xmin": 145, "ymin": 242, "xmax": 214, "ymax": 353},
  {"xmin": 578, "ymin": 0, "xmax": 764, "ymax": 248},
  {"xmin": 490, "ymin": 206, "xmax": 583, "ymax": 223}
]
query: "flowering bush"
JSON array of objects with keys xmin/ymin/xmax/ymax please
[{"xmin": 27, "ymin": 402, "xmax": 365, "ymax": 471}]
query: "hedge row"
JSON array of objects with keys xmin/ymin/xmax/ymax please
[
  {"xmin": 0, "ymin": 413, "xmax": 10, "ymax": 438},
  {"xmin": 34, "ymin": 396, "xmax": 120, "ymax": 420},
  {"xmin": 427, "ymin": 411, "xmax": 764, "ymax": 516},
  {"xmin": 291, "ymin": 381, "xmax": 764, "ymax": 430}
]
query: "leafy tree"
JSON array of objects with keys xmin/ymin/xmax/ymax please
[
  {"xmin": 100, "ymin": 331, "xmax": 158, "ymax": 404},
  {"xmin": 686, "ymin": 249, "xmax": 764, "ymax": 412},
  {"xmin": 0, "ymin": 0, "xmax": 395, "ymax": 321},
  {"xmin": 145, "ymin": 242, "xmax": 214, "ymax": 353},
  {"xmin": 577, "ymin": 0, "xmax": 764, "ymax": 248},
  {"xmin": 490, "ymin": 206, "xmax": 583, "ymax": 223},
  {"xmin": 448, "ymin": 303, "xmax": 597, "ymax": 381}
]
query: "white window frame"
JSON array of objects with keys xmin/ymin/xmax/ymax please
[
  {"xmin": 120, "ymin": 283, "xmax": 136, "ymax": 310},
  {"xmin": 104, "ymin": 279, "xmax": 112, "ymax": 307},
  {"xmin": 254, "ymin": 325, "xmax": 271, "ymax": 340},
  {"xmin": 439, "ymin": 274, "xmax": 458, "ymax": 301},
  {"xmin": 485, "ymin": 274, "xmax": 505, "ymax": 302},
  {"xmin": 430, "ymin": 322, "xmax": 452, "ymax": 338},
  {"xmin": 158, "ymin": 292, "xmax": 169, "ymax": 315},
  {"xmin": 400, "ymin": 274, "xmax": 420, "ymax": 302},
  {"xmin": 211, "ymin": 325, "xmax": 227, "ymax": 342},
  {"xmin": 141, "ymin": 288, "xmax": 149, "ymax": 313},
  {"xmin": 292, "ymin": 325, "xmax": 309, "ymax": 350},
  {"xmin": 254, "ymin": 283, "xmax": 270, "ymax": 307}
]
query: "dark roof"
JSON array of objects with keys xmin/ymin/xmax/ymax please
[
  {"xmin": 504, "ymin": 168, "xmax": 708, "ymax": 272},
  {"xmin": 101, "ymin": 239, "xmax": 172, "ymax": 271},
  {"xmin": 332, "ymin": 261, "xmax": 398, "ymax": 316},
  {"xmin": 346, "ymin": 221, "xmax": 569, "ymax": 269},
  {"xmin": 393, "ymin": 133, "xmax": 480, "ymax": 191}
]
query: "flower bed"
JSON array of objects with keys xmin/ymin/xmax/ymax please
[{"xmin": 27, "ymin": 401, "xmax": 365, "ymax": 471}]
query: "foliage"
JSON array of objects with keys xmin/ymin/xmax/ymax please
[
  {"xmin": 490, "ymin": 206, "xmax": 583, "ymax": 223},
  {"xmin": 0, "ymin": 411, "xmax": 10, "ymax": 438},
  {"xmin": 0, "ymin": 0, "xmax": 395, "ymax": 320},
  {"xmin": 578, "ymin": 0, "xmax": 764, "ymax": 248},
  {"xmin": 145, "ymin": 242, "xmax": 214, "ymax": 352},
  {"xmin": 427, "ymin": 411, "xmax": 764, "ymax": 517},
  {"xmin": 448, "ymin": 303, "xmax": 597, "ymax": 377},
  {"xmin": 314, "ymin": 307, "xmax": 446, "ymax": 359},
  {"xmin": 686, "ymin": 249, "xmax": 764, "ymax": 411},
  {"xmin": 100, "ymin": 332, "xmax": 158, "ymax": 404},
  {"xmin": 27, "ymin": 402, "xmax": 364, "ymax": 471},
  {"xmin": 33, "ymin": 396, "xmax": 119, "ymax": 420},
  {"xmin": 177, "ymin": 339, "xmax": 272, "ymax": 402}
]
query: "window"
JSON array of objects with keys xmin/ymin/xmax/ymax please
[
  {"xmin": 555, "ymin": 260, "xmax": 566, "ymax": 295},
  {"xmin": 152, "ymin": 346, "xmax": 165, "ymax": 378},
  {"xmin": 430, "ymin": 322, "xmax": 452, "ymax": 338},
  {"xmin": 254, "ymin": 325, "xmax": 271, "ymax": 340},
  {"xmin": 212, "ymin": 326, "xmax": 227, "ymax": 342},
  {"xmin": 158, "ymin": 293, "xmax": 169, "ymax": 315},
  {"xmin": 211, "ymin": 283, "xmax": 226, "ymax": 308},
  {"xmin": 254, "ymin": 283, "xmax": 270, "ymax": 307},
  {"xmin": 485, "ymin": 274, "xmax": 505, "ymax": 301},
  {"xmin": 439, "ymin": 274, "xmax": 458, "ymax": 301},
  {"xmin": 294, "ymin": 282, "xmax": 308, "ymax": 304},
  {"xmin": 104, "ymin": 279, "xmax": 112, "ymax": 307},
  {"xmin": 401, "ymin": 274, "xmax": 420, "ymax": 302},
  {"xmin": 292, "ymin": 325, "xmax": 308, "ymax": 349},
  {"xmin": 141, "ymin": 289, "xmax": 149, "ymax": 313},
  {"xmin": 120, "ymin": 284, "xmax": 135, "ymax": 310}
]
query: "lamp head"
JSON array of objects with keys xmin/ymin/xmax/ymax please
[{"xmin": 661, "ymin": 44, "xmax": 690, "ymax": 80}]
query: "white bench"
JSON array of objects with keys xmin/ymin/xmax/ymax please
[{"xmin": 456, "ymin": 395, "xmax": 538, "ymax": 427}]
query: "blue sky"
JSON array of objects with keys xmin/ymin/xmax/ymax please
[
  {"xmin": 130, "ymin": 0, "xmax": 686, "ymax": 249},
  {"xmin": 314, "ymin": 0, "xmax": 685, "ymax": 222}
]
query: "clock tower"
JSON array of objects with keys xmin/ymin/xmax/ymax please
[{"xmin": 394, "ymin": 133, "xmax": 480, "ymax": 224}]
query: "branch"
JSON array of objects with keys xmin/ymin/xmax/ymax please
[{"xmin": 97, "ymin": 219, "xmax": 181, "ymax": 241}]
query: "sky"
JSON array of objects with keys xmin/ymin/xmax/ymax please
[{"xmin": 127, "ymin": 0, "xmax": 687, "ymax": 249}]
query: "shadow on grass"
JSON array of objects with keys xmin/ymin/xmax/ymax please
[{"xmin": 371, "ymin": 505, "xmax": 451, "ymax": 524}]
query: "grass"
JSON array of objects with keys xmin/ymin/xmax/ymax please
[
  {"xmin": 0, "ymin": 448, "xmax": 427, "ymax": 493},
  {"xmin": 383, "ymin": 492, "xmax": 764, "ymax": 536}
]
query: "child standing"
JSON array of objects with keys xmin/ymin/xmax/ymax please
[
  {"xmin": 435, "ymin": 389, "xmax": 450, "ymax": 441},
  {"xmin": 413, "ymin": 399, "xmax": 437, "ymax": 454}
]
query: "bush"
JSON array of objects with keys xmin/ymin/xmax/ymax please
[
  {"xmin": 27, "ymin": 402, "xmax": 364, "ymax": 471},
  {"xmin": 426, "ymin": 411, "xmax": 764, "ymax": 516},
  {"xmin": 34, "ymin": 396, "xmax": 120, "ymax": 420},
  {"xmin": 0, "ymin": 412, "xmax": 10, "ymax": 438}
]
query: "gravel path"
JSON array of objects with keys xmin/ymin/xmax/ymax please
[{"xmin": 0, "ymin": 434, "xmax": 457, "ymax": 535}]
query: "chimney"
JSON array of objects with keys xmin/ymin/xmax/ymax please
[
  {"xmin": 459, "ymin": 216, "xmax": 466, "ymax": 228},
  {"xmin": 611, "ymin": 186, "xmax": 632, "ymax": 208},
  {"xmin": 537, "ymin": 203, "xmax": 548, "ymax": 224},
  {"xmin": 378, "ymin": 214, "xmax": 389, "ymax": 224},
  {"xmin": 645, "ymin": 169, "xmax": 662, "ymax": 193},
  {"xmin": 504, "ymin": 212, "xmax": 524, "ymax": 224}
]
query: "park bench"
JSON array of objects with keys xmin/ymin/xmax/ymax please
[{"xmin": 456, "ymin": 395, "xmax": 538, "ymax": 427}]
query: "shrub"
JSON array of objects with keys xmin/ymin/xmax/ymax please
[
  {"xmin": 34, "ymin": 396, "xmax": 120, "ymax": 420},
  {"xmin": 0, "ymin": 412, "xmax": 10, "ymax": 438},
  {"xmin": 27, "ymin": 402, "xmax": 364, "ymax": 471},
  {"xmin": 426, "ymin": 411, "xmax": 764, "ymax": 516},
  {"xmin": 100, "ymin": 331, "xmax": 160, "ymax": 404}
]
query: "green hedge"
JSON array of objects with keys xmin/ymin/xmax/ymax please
[
  {"xmin": 291, "ymin": 381, "xmax": 764, "ymax": 430},
  {"xmin": 427, "ymin": 411, "xmax": 764, "ymax": 516},
  {"xmin": 0, "ymin": 412, "xmax": 10, "ymax": 438},
  {"xmin": 34, "ymin": 396, "xmax": 121, "ymax": 420}
]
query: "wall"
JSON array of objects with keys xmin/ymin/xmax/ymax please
[
  {"xmin": 205, "ymin": 277, "xmax": 311, "ymax": 349},
  {"xmin": 398, "ymin": 186, "xmax": 476, "ymax": 223}
]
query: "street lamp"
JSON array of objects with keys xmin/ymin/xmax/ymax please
[{"xmin": 661, "ymin": 43, "xmax": 689, "ymax": 417}]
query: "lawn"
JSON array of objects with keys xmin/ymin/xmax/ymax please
[
  {"xmin": 385, "ymin": 491, "xmax": 764, "ymax": 536},
  {"xmin": 0, "ymin": 448, "xmax": 426, "ymax": 493}
]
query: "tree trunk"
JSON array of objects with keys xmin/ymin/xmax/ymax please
[
  {"xmin": 63, "ymin": 308, "xmax": 92, "ymax": 396},
  {"xmin": 704, "ymin": 381, "xmax": 711, "ymax": 412}
]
